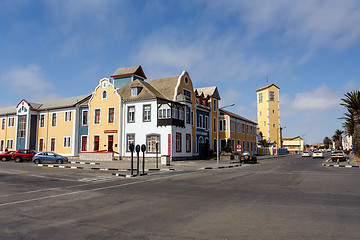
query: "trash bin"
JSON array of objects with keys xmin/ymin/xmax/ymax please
[{"xmin": 161, "ymin": 155, "xmax": 170, "ymax": 166}]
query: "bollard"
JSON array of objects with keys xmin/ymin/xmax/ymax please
[
  {"xmin": 141, "ymin": 144, "xmax": 146, "ymax": 174},
  {"xmin": 129, "ymin": 143, "xmax": 135, "ymax": 176},
  {"xmin": 136, "ymin": 144, "xmax": 140, "ymax": 176},
  {"xmin": 156, "ymin": 142, "xmax": 159, "ymax": 169}
]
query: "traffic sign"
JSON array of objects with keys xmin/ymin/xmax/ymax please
[{"xmin": 237, "ymin": 144, "xmax": 242, "ymax": 152}]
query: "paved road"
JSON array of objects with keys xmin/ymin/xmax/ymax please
[{"xmin": 0, "ymin": 154, "xmax": 359, "ymax": 239}]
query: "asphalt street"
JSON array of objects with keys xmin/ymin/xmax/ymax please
[{"xmin": 0, "ymin": 153, "xmax": 359, "ymax": 240}]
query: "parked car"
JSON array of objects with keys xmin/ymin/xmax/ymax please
[
  {"xmin": 312, "ymin": 151, "xmax": 324, "ymax": 159},
  {"xmin": 32, "ymin": 152, "xmax": 68, "ymax": 164},
  {"xmin": 240, "ymin": 151, "xmax": 257, "ymax": 164},
  {"xmin": 331, "ymin": 151, "xmax": 346, "ymax": 162},
  {"xmin": 302, "ymin": 151, "xmax": 311, "ymax": 157},
  {"xmin": 13, "ymin": 150, "xmax": 36, "ymax": 162},
  {"xmin": 0, "ymin": 151, "xmax": 15, "ymax": 161}
]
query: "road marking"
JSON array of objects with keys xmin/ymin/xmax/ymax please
[
  {"xmin": 10, "ymin": 169, "xmax": 28, "ymax": 173},
  {"xmin": 0, "ymin": 171, "xmax": 197, "ymax": 207}
]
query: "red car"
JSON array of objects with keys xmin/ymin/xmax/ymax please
[
  {"xmin": 12, "ymin": 150, "xmax": 36, "ymax": 163},
  {"xmin": 0, "ymin": 151, "xmax": 15, "ymax": 162}
]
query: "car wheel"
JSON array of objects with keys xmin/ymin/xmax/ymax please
[
  {"xmin": 2, "ymin": 157, "xmax": 7, "ymax": 162},
  {"xmin": 244, "ymin": 155, "xmax": 250, "ymax": 161},
  {"xmin": 56, "ymin": 159, "xmax": 63, "ymax": 164},
  {"xmin": 15, "ymin": 157, "xmax": 21, "ymax": 163},
  {"xmin": 34, "ymin": 159, "xmax": 40, "ymax": 164}
]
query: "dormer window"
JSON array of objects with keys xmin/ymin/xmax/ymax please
[{"xmin": 131, "ymin": 87, "xmax": 138, "ymax": 96}]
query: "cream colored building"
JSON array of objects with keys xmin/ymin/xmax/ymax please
[
  {"xmin": 256, "ymin": 83, "xmax": 280, "ymax": 146},
  {"xmin": 283, "ymin": 136, "xmax": 304, "ymax": 154}
]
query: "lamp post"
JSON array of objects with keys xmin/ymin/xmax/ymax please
[{"xmin": 217, "ymin": 103, "xmax": 235, "ymax": 164}]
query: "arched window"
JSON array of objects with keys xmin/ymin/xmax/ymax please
[{"xmin": 102, "ymin": 90, "xmax": 107, "ymax": 99}]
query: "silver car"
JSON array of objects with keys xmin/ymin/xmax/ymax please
[
  {"xmin": 312, "ymin": 151, "xmax": 324, "ymax": 159},
  {"xmin": 32, "ymin": 152, "xmax": 68, "ymax": 164}
]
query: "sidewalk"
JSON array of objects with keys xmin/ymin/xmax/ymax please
[
  {"xmin": 37, "ymin": 153, "xmax": 291, "ymax": 176},
  {"xmin": 322, "ymin": 154, "xmax": 359, "ymax": 168}
]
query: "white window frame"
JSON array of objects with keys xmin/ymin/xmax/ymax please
[
  {"xmin": 128, "ymin": 106, "xmax": 135, "ymax": 123},
  {"xmin": 64, "ymin": 111, "xmax": 72, "ymax": 122}
]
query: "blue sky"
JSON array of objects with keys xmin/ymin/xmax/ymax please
[{"xmin": 1, "ymin": 0, "xmax": 360, "ymax": 144}]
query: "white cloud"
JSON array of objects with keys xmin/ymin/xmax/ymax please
[{"xmin": 0, "ymin": 64, "xmax": 60, "ymax": 102}]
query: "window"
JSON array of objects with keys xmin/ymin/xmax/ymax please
[
  {"xmin": 237, "ymin": 122, "xmax": 241, "ymax": 133},
  {"xmin": 158, "ymin": 105, "xmax": 171, "ymax": 119},
  {"xmin": 242, "ymin": 124, "xmax": 245, "ymax": 133},
  {"xmin": 269, "ymin": 91, "xmax": 275, "ymax": 101},
  {"xmin": 184, "ymin": 76, "xmax": 189, "ymax": 85},
  {"xmin": 264, "ymin": 121, "xmax": 266, "ymax": 126},
  {"xmin": 50, "ymin": 138, "xmax": 56, "ymax": 151},
  {"xmin": 94, "ymin": 109, "xmax": 101, "ymax": 124},
  {"xmin": 183, "ymin": 89, "xmax": 191, "ymax": 99},
  {"xmin": 143, "ymin": 105, "xmax": 151, "ymax": 122},
  {"xmin": 82, "ymin": 110, "xmax": 88, "ymax": 125},
  {"xmin": 273, "ymin": 124, "xmax": 276, "ymax": 127},
  {"xmin": 102, "ymin": 90, "xmax": 107, "ymax": 99},
  {"xmin": 131, "ymin": 88, "xmax": 138, "ymax": 96},
  {"xmin": 0, "ymin": 140, "xmax": 4, "ymax": 151},
  {"xmin": 205, "ymin": 116, "xmax": 208, "ymax": 130},
  {"xmin": 176, "ymin": 133, "xmax": 181, "ymax": 152},
  {"xmin": 52, "ymin": 113, "xmax": 56, "ymax": 126},
  {"xmin": 243, "ymin": 140, "xmax": 245, "ymax": 151},
  {"xmin": 273, "ymin": 110, "xmax": 275, "ymax": 113},
  {"xmin": 259, "ymin": 93, "xmax": 263, "ymax": 103},
  {"xmin": 81, "ymin": 136, "xmax": 88, "ymax": 151},
  {"xmin": 93, "ymin": 135, "xmax": 100, "ymax": 151},
  {"xmin": 7, "ymin": 139, "xmax": 13, "ymax": 150},
  {"xmin": 18, "ymin": 116, "xmax": 26, "ymax": 137},
  {"xmin": 1, "ymin": 119, "xmax": 5, "ymax": 130},
  {"xmin": 250, "ymin": 126, "xmax": 253, "ymax": 135},
  {"xmin": 127, "ymin": 134, "xmax": 135, "ymax": 152},
  {"xmin": 108, "ymin": 107, "xmax": 115, "ymax": 124},
  {"xmin": 191, "ymin": 111, "xmax": 194, "ymax": 125},
  {"xmin": 213, "ymin": 118, "xmax": 216, "ymax": 132},
  {"xmin": 186, "ymin": 134, "xmax": 191, "ymax": 152},
  {"xmin": 63, "ymin": 137, "xmax": 71, "ymax": 148},
  {"xmin": 8, "ymin": 117, "xmax": 14, "ymax": 127},
  {"xmin": 65, "ymin": 111, "xmax": 72, "ymax": 122},
  {"xmin": 213, "ymin": 99, "xmax": 217, "ymax": 111},
  {"xmin": 128, "ymin": 106, "xmax": 135, "ymax": 123},
  {"xmin": 199, "ymin": 115, "xmax": 203, "ymax": 128},
  {"xmin": 147, "ymin": 135, "xmax": 159, "ymax": 153},
  {"xmin": 246, "ymin": 125, "xmax": 249, "ymax": 134},
  {"xmin": 40, "ymin": 115, "xmax": 44, "ymax": 127},
  {"xmin": 172, "ymin": 108, "xmax": 178, "ymax": 119},
  {"xmin": 260, "ymin": 111, "xmax": 262, "ymax": 116},
  {"xmin": 39, "ymin": 139, "xmax": 44, "ymax": 152},
  {"xmin": 186, "ymin": 107, "xmax": 190, "ymax": 124},
  {"xmin": 220, "ymin": 119, "xmax": 226, "ymax": 131},
  {"xmin": 179, "ymin": 108, "xmax": 184, "ymax": 120},
  {"xmin": 230, "ymin": 120, "xmax": 235, "ymax": 132}
]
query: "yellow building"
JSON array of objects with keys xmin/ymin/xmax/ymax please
[{"xmin": 256, "ymin": 83, "xmax": 280, "ymax": 146}]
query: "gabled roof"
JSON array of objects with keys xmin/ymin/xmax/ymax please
[
  {"xmin": 195, "ymin": 86, "xmax": 221, "ymax": 100},
  {"xmin": 117, "ymin": 79, "xmax": 166, "ymax": 101},
  {"xmin": 148, "ymin": 76, "xmax": 179, "ymax": 101},
  {"xmin": 111, "ymin": 65, "xmax": 147, "ymax": 79},
  {"xmin": 256, "ymin": 83, "xmax": 280, "ymax": 92},
  {"xmin": 220, "ymin": 109, "xmax": 257, "ymax": 125}
]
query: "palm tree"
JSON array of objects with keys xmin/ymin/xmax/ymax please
[
  {"xmin": 340, "ymin": 90, "xmax": 360, "ymax": 157},
  {"xmin": 332, "ymin": 129, "xmax": 344, "ymax": 150},
  {"xmin": 323, "ymin": 137, "xmax": 332, "ymax": 149}
]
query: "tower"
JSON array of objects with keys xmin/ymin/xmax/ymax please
[{"xmin": 256, "ymin": 81, "xmax": 280, "ymax": 146}]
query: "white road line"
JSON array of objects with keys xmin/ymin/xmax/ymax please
[{"xmin": 0, "ymin": 171, "xmax": 196, "ymax": 207}]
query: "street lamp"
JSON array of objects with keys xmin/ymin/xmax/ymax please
[{"xmin": 217, "ymin": 103, "xmax": 235, "ymax": 164}]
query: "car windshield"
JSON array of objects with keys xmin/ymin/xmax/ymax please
[{"xmin": 333, "ymin": 151, "xmax": 343, "ymax": 154}]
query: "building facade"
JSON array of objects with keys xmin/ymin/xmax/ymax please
[
  {"xmin": 256, "ymin": 83, "xmax": 280, "ymax": 145},
  {"xmin": 0, "ymin": 65, "xmax": 257, "ymax": 159}
]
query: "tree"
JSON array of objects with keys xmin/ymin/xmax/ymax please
[
  {"xmin": 341, "ymin": 90, "xmax": 360, "ymax": 157},
  {"xmin": 332, "ymin": 129, "xmax": 344, "ymax": 150},
  {"xmin": 323, "ymin": 137, "xmax": 332, "ymax": 149},
  {"xmin": 258, "ymin": 139, "xmax": 272, "ymax": 147}
]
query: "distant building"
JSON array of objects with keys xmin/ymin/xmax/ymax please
[
  {"xmin": 256, "ymin": 83, "xmax": 281, "ymax": 146},
  {"xmin": 283, "ymin": 136, "xmax": 304, "ymax": 154}
]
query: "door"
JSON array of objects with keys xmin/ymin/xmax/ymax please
[{"xmin": 107, "ymin": 135, "xmax": 114, "ymax": 152}]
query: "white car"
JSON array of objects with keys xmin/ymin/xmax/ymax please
[
  {"xmin": 312, "ymin": 151, "xmax": 324, "ymax": 159},
  {"xmin": 302, "ymin": 151, "xmax": 311, "ymax": 157}
]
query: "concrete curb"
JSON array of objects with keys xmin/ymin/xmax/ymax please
[
  {"xmin": 322, "ymin": 163, "xmax": 359, "ymax": 168},
  {"xmin": 203, "ymin": 164, "xmax": 242, "ymax": 170},
  {"xmin": 70, "ymin": 161, "xmax": 100, "ymax": 165}
]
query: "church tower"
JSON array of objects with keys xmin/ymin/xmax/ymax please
[{"xmin": 256, "ymin": 81, "xmax": 280, "ymax": 146}]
